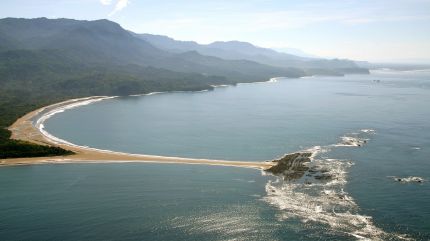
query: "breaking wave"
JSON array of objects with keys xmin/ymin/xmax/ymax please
[
  {"xmin": 389, "ymin": 176, "xmax": 426, "ymax": 184},
  {"xmin": 35, "ymin": 96, "xmax": 116, "ymax": 147},
  {"xmin": 331, "ymin": 129, "xmax": 375, "ymax": 147},
  {"xmin": 263, "ymin": 130, "xmax": 413, "ymax": 240}
]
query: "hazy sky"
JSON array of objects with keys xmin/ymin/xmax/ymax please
[{"xmin": 1, "ymin": 0, "xmax": 429, "ymax": 62}]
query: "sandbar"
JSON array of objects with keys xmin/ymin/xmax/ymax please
[{"xmin": 3, "ymin": 96, "xmax": 274, "ymax": 170}]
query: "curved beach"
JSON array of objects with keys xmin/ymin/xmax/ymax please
[{"xmin": 3, "ymin": 96, "xmax": 274, "ymax": 170}]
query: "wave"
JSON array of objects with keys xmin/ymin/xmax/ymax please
[
  {"xmin": 263, "ymin": 130, "xmax": 413, "ymax": 240},
  {"xmin": 299, "ymin": 75, "xmax": 316, "ymax": 79},
  {"xmin": 360, "ymin": 129, "xmax": 375, "ymax": 133},
  {"xmin": 210, "ymin": 84, "xmax": 230, "ymax": 88},
  {"xmin": 35, "ymin": 96, "xmax": 116, "ymax": 148},
  {"xmin": 389, "ymin": 176, "xmax": 425, "ymax": 184},
  {"xmin": 129, "ymin": 89, "xmax": 211, "ymax": 97},
  {"xmin": 129, "ymin": 91, "xmax": 164, "ymax": 97},
  {"xmin": 331, "ymin": 129, "xmax": 375, "ymax": 147},
  {"xmin": 237, "ymin": 77, "xmax": 286, "ymax": 86},
  {"xmin": 267, "ymin": 77, "xmax": 280, "ymax": 83}
]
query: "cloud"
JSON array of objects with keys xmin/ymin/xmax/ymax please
[
  {"xmin": 108, "ymin": 0, "xmax": 130, "ymax": 16},
  {"xmin": 100, "ymin": 0, "xmax": 130, "ymax": 16},
  {"xmin": 99, "ymin": 0, "xmax": 112, "ymax": 5}
]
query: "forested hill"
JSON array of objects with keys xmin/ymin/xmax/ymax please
[
  {"xmin": 0, "ymin": 17, "xmax": 308, "ymax": 82},
  {"xmin": 0, "ymin": 17, "xmax": 368, "ymax": 158},
  {"xmin": 0, "ymin": 49, "xmax": 232, "ymax": 158}
]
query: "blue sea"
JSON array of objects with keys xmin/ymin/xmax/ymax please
[{"xmin": 1, "ymin": 69, "xmax": 429, "ymax": 240}]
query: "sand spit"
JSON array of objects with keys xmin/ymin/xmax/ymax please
[{"xmin": 4, "ymin": 96, "xmax": 273, "ymax": 170}]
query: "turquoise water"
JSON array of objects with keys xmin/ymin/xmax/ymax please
[{"xmin": 1, "ymin": 69, "xmax": 430, "ymax": 240}]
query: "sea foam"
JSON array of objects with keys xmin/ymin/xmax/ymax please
[{"xmin": 263, "ymin": 130, "xmax": 412, "ymax": 240}]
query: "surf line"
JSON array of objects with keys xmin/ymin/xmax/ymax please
[{"xmin": 6, "ymin": 96, "xmax": 275, "ymax": 170}]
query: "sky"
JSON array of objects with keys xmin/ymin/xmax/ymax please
[{"xmin": 1, "ymin": 0, "xmax": 430, "ymax": 63}]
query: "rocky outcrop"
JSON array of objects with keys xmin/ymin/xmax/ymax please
[
  {"xmin": 266, "ymin": 152, "xmax": 312, "ymax": 180},
  {"xmin": 266, "ymin": 152, "xmax": 338, "ymax": 182},
  {"xmin": 390, "ymin": 176, "xmax": 425, "ymax": 184}
]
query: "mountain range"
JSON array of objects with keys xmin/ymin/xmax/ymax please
[
  {"xmin": 137, "ymin": 33, "xmax": 367, "ymax": 74},
  {"xmin": 0, "ymin": 17, "xmax": 368, "ymax": 83}
]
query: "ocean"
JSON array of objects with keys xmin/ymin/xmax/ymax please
[{"xmin": 1, "ymin": 69, "xmax": 429, "ymax": 240}]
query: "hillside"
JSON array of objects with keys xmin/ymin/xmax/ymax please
[
  {"xmin": 0, "ymin": 18, "xmax": 305, "ymax": 82},
  {"xmin": 0, "ymin": 47, "xmax": 232, "ymax": 158}
]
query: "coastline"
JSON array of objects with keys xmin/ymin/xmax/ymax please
[{"xmin": 4, "ymin": 96, "xmax": 274, "ymax": 170}]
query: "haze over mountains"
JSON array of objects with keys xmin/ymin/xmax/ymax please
[
  {"xmin": 138, "ymin": 33, "xmax": 364, "ymax": 73},
  {"xmin": 0, "ymin": 17, "xmax": 368, "ymax": 85}
]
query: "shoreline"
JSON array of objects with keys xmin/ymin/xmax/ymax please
[{"xmin": 4, "ymin": 96, "xmax": 274, "ymax": 170}]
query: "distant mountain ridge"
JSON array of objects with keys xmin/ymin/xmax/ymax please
[
  {"xmin": 0, "ymin": 18, "xmax": 369, "ymax": 82},
  {"xmin": 0, "ymin": 17, "xmax": 312, "ymax": 82},
  {"xmin": 137, "ymin": 33, "xmax": 367, "ymax": 74},
  {"xmin": 136, "ymin": 33, "xmax": 305, "ymax": 61}
]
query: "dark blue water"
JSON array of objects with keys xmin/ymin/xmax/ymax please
[{"xmin": 1, "ymin": 69, "xmax": 429, "ymax": 240}]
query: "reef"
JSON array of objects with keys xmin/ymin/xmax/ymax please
[
  {"xmin": 266, "ymin": 152, "xmax": 339, "ymax": 182},
  {"xmin": 266, "ymin": 152, "xmax": 311, "ymax": 181},
  {"xmin": 390, "ymin": 176, "xmax": 425, "ymax": 184}
]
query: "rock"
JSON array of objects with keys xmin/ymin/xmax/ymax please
[
  {"xmin": 314, "ymin": 174, "xmax": 333, "ymax": 181},
  {"xmin": 391, "ymin": 176, "xmax": 425, "ymax": 184},
  {"xmin": 266, "ymin": 152, "xmax": 312, "ymax": 180}
]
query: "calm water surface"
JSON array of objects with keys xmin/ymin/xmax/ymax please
[{"xmin": 1, "ymin": 69, "xmax": 429, "ymax": 240}]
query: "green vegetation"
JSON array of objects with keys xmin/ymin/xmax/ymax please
[
  {"xmin": 0, "ymin": 49, "xmax": 231, "ymax": 159},
  {"xmin": 0, "ymin": 137, "xmax": 75, "ymax": 159}
]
